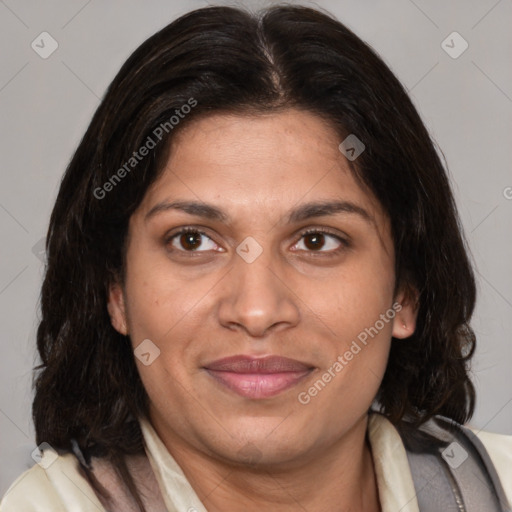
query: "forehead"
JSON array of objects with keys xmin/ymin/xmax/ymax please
[
  {"xmin": 136, "ymin": 109, "xmax": 391, "ymax": 242},
  {"xmin": 167, "ymin": 109, "xmax": 345, "ymax": 180}
]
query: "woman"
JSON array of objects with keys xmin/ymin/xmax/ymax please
[{"xmin": 1, "ymin": 4, "xmax": 511, "ymax": 512}]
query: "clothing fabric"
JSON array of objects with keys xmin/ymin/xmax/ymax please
[{"xmin": 1, "ymin": 413, "xmax": 511, "ymax": 511}]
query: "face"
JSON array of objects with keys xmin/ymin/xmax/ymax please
[{"xmin": 108, "ymin": 109, "xmax": 417, "ymax": 468}]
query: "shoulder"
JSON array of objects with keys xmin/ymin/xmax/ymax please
[
  {"xmin": 368, "ymin": 412, "xmax": 512, "ymax": 509},
  {"xmin": 0, "ymin": 464, "xmax": 63, "ymax": 512},
  {"xmin": 469, "ymin": 426, "xmax": 512, "ymax": 508},
  {"xmin": 0, "ymin": 451, "xmax": 105, "ymax": 512}
]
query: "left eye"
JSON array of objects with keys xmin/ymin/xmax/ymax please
[{"xmin": 292, "ymin": 230, "xmax": 347, "ymax": 253}]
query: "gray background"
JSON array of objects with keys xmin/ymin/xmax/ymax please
[{"xmin": 1, "ymin": 0, "xmax": 511, "ymax": 496}]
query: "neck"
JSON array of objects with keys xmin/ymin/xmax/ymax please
[{"xmin": 150, "ymin": 413, "xmax": 381, "ymax": 512}]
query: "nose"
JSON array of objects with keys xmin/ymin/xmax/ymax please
[{"xmin": 217, "ymin": 244, "xmax": 301, "ymax": 338}]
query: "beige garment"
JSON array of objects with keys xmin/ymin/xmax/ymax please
[{"xmin": 1, "ymin": 413, "xmax": 511, "ymax": 511}]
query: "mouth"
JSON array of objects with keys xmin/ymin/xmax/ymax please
[{"xmin": 203, "ymin": 355, "xmax": 315, "ymax": 399}]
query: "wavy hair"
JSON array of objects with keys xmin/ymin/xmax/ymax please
[{"xmin": 33, "ymin": 4, "xmax": 477, "ymax": 510}]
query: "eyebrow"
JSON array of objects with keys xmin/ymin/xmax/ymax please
[{"xmin": 144, "ymin": 199, "xmax": 374, "ymax": 226}]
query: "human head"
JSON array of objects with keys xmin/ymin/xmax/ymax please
[{"xmin": 33, "ymin": 0, "xmax": 476, "ymax": 477}]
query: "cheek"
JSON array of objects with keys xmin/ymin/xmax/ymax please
[
  {"xmin": 124, "ymin": 260, "xmax": 200, "ymax": 342},
  {"xmin": 299, "ymin": 326, "xmax": 391, "ymax": 424},
  {"xmin": 306, "ymin": 258, "xmax": 395, "ymax": 338},
  {"xmin": 124, "ymin": 264, "xmax": 214, "ymax": 390},
  {"xmin": 298, "ymin": 253, "xmax": 395, "ymax": 401}
]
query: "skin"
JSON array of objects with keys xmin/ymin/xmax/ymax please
[{"xmin": 108, "ymin": 109, "xmax": 418, "ymax": 511}]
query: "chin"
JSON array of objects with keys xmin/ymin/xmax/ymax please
[
  {"xmin": 228, "ymin": 443, "xmax": 307, "ymax": 470},
  {"xmin": 208, "ymin": 426, "xmax": 311, "ymax": 468}
]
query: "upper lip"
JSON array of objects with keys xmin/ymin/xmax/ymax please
[{"xmin": 203, "ymin": 355, "xmax": 314, "ymax": 373}]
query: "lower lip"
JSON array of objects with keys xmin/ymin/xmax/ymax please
[{"xmin": 205, "ymin": 369, "xmax": 313, "ymax": 399}]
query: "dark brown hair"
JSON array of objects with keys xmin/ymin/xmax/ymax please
[{"xmin": 33, "ymin": 4, "xmax": 476, "ymax": 509}]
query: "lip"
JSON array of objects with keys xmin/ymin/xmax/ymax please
[{"xmin": 203, "ymin": 355, "xmax": 315, "ymax": 399}]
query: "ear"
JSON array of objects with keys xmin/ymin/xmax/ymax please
[
  {"xmin": 392, "ymin": 284, "xmax": 419, "ymax": 340},
  {"xmin": 107, "ymin": 280, "xmax": 129, "ymax": 336}
]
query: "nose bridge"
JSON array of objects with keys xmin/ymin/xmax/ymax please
[
  {"xmin": 217, "ymin": 238, "xmax": 300, "ymax": 336},
  {"xmin": 235, "ymin": 240, "xmax": 277, "ymax": 293}
]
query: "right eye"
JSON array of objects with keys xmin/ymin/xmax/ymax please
[{"xmin": 166, "ymin": 227, "xmax": 221, "ymax": 253}]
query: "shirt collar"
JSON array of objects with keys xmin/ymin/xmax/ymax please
[{"xmin": 367, "ymin": 412, "xmax": 420, "ymax": 512}]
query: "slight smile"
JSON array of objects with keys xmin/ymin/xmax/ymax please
[{"xmin": 203, "ymin": 355, "xmax": 316, "ymax": 399}]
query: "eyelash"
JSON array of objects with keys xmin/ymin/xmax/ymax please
[{"xmin": 165, "ymin": 226, "xmax": 350, "ymax": 257}]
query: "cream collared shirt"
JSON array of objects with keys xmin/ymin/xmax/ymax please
[{"xmin": 1, "ymin": 414, "xmax": 511, "ymax": 511}]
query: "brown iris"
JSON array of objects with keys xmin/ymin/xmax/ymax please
[
  {"xmin": 180, "ymin": 231, "xmax": 202, "ymax": 251},
  {"xmin": 303, "ymin": 232, "xmax": 325, "ymax": 251}
]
